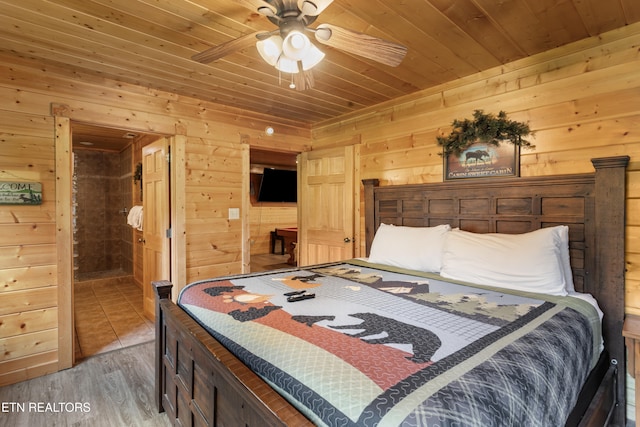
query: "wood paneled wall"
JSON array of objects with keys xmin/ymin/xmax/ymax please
[
  {"xmin": 313, "ymin": 22, "xmax": 640, "ymax": 316},
  {"xmin": 183, "ymin": 135, "xmax": 244, "ymax": 280},
  {"xmin": 0, "ymin": 111, "xmax": 58, "ymax": 386},
  {"xmin": 0, "ymin": 55, "xmax": 310, "ymax": 386}
]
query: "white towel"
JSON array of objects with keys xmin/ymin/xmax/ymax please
[{"xmin": 127, "ymin": 205, "xmax": 143, "ymax": 231}]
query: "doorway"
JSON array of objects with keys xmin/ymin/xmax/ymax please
[
  {"xmin": 249, "ymin": 148, "xmax": 299, "ymax": 272},
  {"xmin": 70, "ymin": 122, "xmax": 163, "ymax": 360}
]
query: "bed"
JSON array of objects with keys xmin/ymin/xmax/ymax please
[{"xmin": 154, "ymin": 155, "xmax": 629, "ymax": 426}]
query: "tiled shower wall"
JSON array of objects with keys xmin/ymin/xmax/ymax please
[
  {"xmin": 120, "ymin": 145, "xmax": 134, "ymax": 275},
  {"xmin": 73, "ymin": 147, "xmax": 134, "ymax": 280}
]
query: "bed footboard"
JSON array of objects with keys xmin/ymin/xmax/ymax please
[{"xmin": 153, "ymin": 280, "xmax": 313, "ymax": 427}]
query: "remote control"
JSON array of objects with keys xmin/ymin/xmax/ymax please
[
  {"xmin": 284, "ymin": 290, "xmax": 306, "ymax": 296},
  {"xmin": 287, "ymin": 293, "xmax": 315, "ymax": 302}
]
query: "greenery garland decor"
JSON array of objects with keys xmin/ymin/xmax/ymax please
[{"xmin": 437, "ymin": 110, "xmax": 534, "ymax": 156}]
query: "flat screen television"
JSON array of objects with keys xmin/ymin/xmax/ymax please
[{"xmin": 257, "ymin": 168, "xmax": 297, "ymax": 203}]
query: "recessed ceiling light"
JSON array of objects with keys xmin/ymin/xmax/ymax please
[
  {"xmin": 78, "ymin": 141, "xmax": 94, "ymax": 146},
  {"xmin": 265, "ymin": 126, "xmax": 275, "ymax": 136},
  {"xmin": 123, "ymin": 132, "xmax": 137, "ymax": 139}
]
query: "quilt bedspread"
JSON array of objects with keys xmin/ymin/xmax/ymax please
[{"xmin": 177, "ymin": 260, "xmax": 601, "ymax": 427}]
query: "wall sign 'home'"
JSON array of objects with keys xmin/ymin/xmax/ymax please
[{"xmin": 0, "ymin": 181, "xmax": 42, "ymax": 205}]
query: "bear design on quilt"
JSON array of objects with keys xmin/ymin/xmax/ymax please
[{"xmin": 329, "ymin": 312, "xmax": 442, "ymax": 363}]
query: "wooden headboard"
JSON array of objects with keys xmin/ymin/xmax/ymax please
[{"xmin": 363, "ymin": 155, "xmax": 629, "ymax": 423}]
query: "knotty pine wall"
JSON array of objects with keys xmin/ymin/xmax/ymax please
[
  {"xmin": 312, "ymin": 22, "xmax": 640, "ymax": 419},
  {"xmin": 0, "ymin": 110, "xmax": 58, "ymax": 386},
  {"xmin": 0, "ymin": 55, "xmax": 310, "ymax": 386},
  {"xmin": 313, "ymin": 22, "xmax": 640, "ymax": 314}
]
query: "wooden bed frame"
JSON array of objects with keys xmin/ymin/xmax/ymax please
[{"xmin": 154, "ymin": 155, "xmax": 629, "ymax": 427}]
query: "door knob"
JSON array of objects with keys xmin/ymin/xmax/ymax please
[{"xmin": 344, "ymin": 237, "xmax": 351, "ymax": 243}]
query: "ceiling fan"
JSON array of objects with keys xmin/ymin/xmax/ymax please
[{"xmin": 192, "ymin": 0, "xmax": 408, "ymax": 90}]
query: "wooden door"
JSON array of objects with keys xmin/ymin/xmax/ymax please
[
  {"xmin": 142, "ymin": 138, "xmax": 170, "ymax": 319},
  {"xmin": 298, "ymin": 146, "xmax": 355, "ymax": 266}
]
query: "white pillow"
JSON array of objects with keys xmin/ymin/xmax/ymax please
[
  {"xmin": 555, "ymin": 225, "xmax": 575, "ymax": 293},
  {"xmin": 440, "ymin": 227, "xmax": 572, "ymax": 296},
  {"xmin": 368, "ymin": 223, "xmax": 451, "ymax": 272}
]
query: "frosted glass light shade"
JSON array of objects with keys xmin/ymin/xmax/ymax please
[
  {"xmin": 275, "ymin": 56, "xmax": 299, "ymax": 73},
  {"xmin": 300, "ymin": 43, "xmax": 325, "ymax": 70},
  {"xmin": 256, "ymin": 36, "xmax": 283, "ymax": 66},
  {"xmin": 282, "ymin": 31, "xmax": 310, "ymax": 60},
  {"xmin": 256, "ymin": 31, "xmax": 324, "ymax": 74}
]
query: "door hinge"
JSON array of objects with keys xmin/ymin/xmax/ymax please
[
  {"xmin": 166, "ymin": 152, "xmax": 171, "ymax": 163},
  {"xmin": 166, "ymin": 228, "xmax": 172, "ymax": 238}
]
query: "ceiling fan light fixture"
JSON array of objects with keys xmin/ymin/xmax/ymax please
[
  {"xmin": 300, "ymin": 43, "xmax": 325, "ymax": 70},
  {"xmin": 193, "ymin": 0, "xmax": 407, "ymax": 90},
  {"xmin": 256, "ymin": 35, "xmax": 283, "ymax": 66},
  {"xmin": 275, "ymin": 56, "xmax": 300, "ymax": 74},
  {"xmin": 282, "ymin": 31, "xmax": 310, "ymax": 60}
]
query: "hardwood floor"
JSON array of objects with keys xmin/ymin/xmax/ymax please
[
  {"xmin": 0, "ymin": 341, "xmax": 170, "ymax": 427},
  {"xmin": 250, "ymin": 252, "xmax": 292, "ymax": 272},
  {"xmin": 0, "ymin": 259, "xmax": 290, "ymax": 427}
]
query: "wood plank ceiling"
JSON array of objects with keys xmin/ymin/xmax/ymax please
[{"xmin": 1, "ymin": 0, "xmax": 639, "ymax": 131}]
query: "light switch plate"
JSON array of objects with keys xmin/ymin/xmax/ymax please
[{"xmin": 228, "ymin": 207, "xmax": 240, "ymax": 220}]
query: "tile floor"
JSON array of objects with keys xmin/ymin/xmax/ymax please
[
  {"xmin": 74, "ymin": 273, "xmax": 154, "ymax": 360},
  {"xmin": 72, "ymin": 255, "xmax": 289, "ymax": 361}
]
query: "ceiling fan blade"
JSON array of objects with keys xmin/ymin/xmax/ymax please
[
  {"xmin": 297, "ymin": 0, "xmax": 333, "ymax": 16},
  {"xmin": 314, "ymin": 23, "xmax": 407, "ymax": 67},
  {"xmin": 192, "ymin": 31, "xmax": 261, "ymax": 63},
  {"xmin": 231, "ymin": 0, "xmax": 277, "ymax": 14}
]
